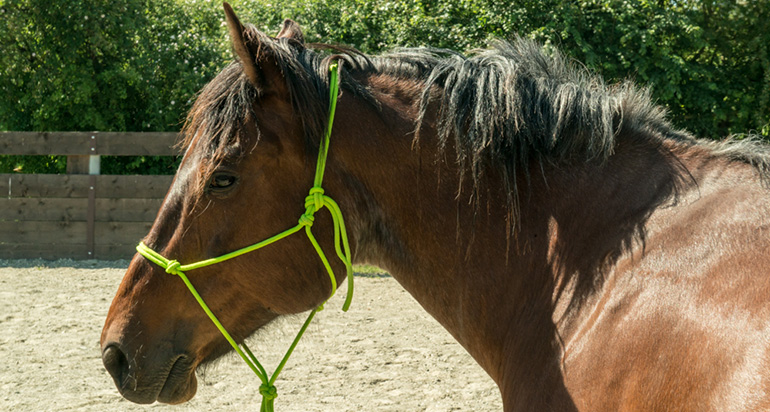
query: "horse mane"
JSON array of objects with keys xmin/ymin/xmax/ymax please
[{"xmin": 181, "ymin": 25, "xmax": 770, "ymax": 211}]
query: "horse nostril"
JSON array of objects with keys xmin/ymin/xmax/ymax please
[{"xmin": 102, "ymin": 344, "xmax": 129, "ymax": 388}]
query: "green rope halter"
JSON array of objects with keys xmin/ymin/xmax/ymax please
[{"xmin": 136, "ymin": 62, "xmax": 351, "ymax": 412}]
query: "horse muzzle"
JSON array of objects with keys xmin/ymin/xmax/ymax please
[{"xmin": 101, "ymin": 341, "xmax": 197, "ymax": 404}]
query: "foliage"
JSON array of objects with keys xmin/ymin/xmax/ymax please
[
  {"xmin": 0, "ymin": 0, "xmax": 226, "ymax": 173},
  {"xmin": 0, "ymin": 155, "xmax": 65, "ymax": 174},
  {"xmin": 236, "ymin": 0, "xmax": 769, "ymax": 139},
  {"xmin": 527, "ymin": 0, "xmax": 770, "ymax": 138},
  {"xmin": 1, "ymin": 0, "xmax": 767, "ymax": 174}
]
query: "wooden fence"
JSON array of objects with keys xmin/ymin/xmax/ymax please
[{"xmin": 0, "ymin": 132, "xmax": 178, "ymax": 260}]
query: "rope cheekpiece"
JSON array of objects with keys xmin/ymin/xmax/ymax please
[{"xmin": 135, "ymin": 63, "xmax": 350, "ymax": 412}]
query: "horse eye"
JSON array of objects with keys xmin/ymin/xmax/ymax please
[{"xmin": 208, "ymin": 173, "xmax": 238, "ymax": 191}]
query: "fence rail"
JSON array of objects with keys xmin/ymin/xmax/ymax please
[
  {"xmin": 0, "ymin": 131, "xmax": 180, "ymax": 156},
  {"xmin": 0, "ymin": 131, "xmax": 178, "ymax": 260}
]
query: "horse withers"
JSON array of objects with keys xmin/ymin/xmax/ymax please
[{"xmin": 101, "ymin": 3, "xmax": 770, "ymax": 411}]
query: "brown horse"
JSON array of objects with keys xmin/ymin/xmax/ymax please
[{"xmin": 101, "ymin": 4, "xmax": 770, "ymax": 411}]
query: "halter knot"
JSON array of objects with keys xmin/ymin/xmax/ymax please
[
  {"xmin": 298, "ymin": 213, "xmax": 315, "ymax": 227},
  {"xmin": 165, "ymin": 260, "xmax": 182, "ymax": 275},
  {"xmin": 307, "ymin": 187, "xmax": 325, "ymax": 210},
  {"xmin": 259, "ymin": 383, "xmax": 278, "ymax": 400}
]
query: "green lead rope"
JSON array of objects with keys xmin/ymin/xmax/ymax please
[{"xmin": 135, "ymin": 62, "xmax": 351, "ymax": 412}]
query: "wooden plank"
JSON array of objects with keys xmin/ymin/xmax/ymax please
[
  {"xmin": 0, "ymin": 243, "xmax": 138, "ymax": 260},
  {"xmin": 93, "ymin": 175, "xmax": 175, "ymax": 199},
  {"xmin": 0, "ymin": 131, "xmax": 181, "ymax": 156},
  {"xmin": 0, "ymin": 243, "xmax": 89, "ymax": 260},
  {"xmin": 1, "ymin": 174, "xmax": 83, "ymax": 198},
  {"xmin": 96, "ymin": 198, "xmax": 164, "ymax": 222},
  {"xmin": 0, "ymin": 198, "xmax": 164, "ymax": 222},
  {"xmin": 0, "ymin": 221, "xmax": 87, "ymax": 244},
  {"xmin": 95, "ymin": 221, "xmax": 154, "ymax": 245},
  {"xmin": 96, "ymin": 132, "xmax": 182, "ymax": 156},
  {"xmin": 95, "ymin": 243, "xmax": 139, "ymax": 260},
  {"xmin": 0, "ymin": 221, "xmax": 152, "ymax": 245},
  {"xmin": 0, "ymin": 198, "xmax": 88, "ymax": 221},
  {"xmin": 0, "ymin": 174, "xmax": 174, "ymax": 199}
]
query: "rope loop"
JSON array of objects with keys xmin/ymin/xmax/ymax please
[
  {"xmin": 298, "ymin": 213, "xmax": 315, "ymax": 227},
  {"xmin": 307, "ymin": 186, "xmax": 325, "ymax": 210},
  {"xmin": 165, "ymin": 260, "xmax": 182, "ymax": 275},
  {"xmin": 259, "ymin": 383, "xmax": 278, "ymax": 400}
]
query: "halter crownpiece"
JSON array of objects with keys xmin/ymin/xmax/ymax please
[{"xmin": 136, "ymin": 62, "xmax": 350, "ymax": 412}]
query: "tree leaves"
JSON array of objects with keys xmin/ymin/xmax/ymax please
[{"xmin": 1, "ymin": 0, "xmax": 767, "ymax": 174}]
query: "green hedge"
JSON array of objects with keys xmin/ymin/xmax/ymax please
[{"xmin": 1, "ymin": 0, "xmax": 768, "ymax": 173}]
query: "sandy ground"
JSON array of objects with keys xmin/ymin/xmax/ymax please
[{"xmin": 0, "ymin": 260, "xmax": 502, "ymax": 412}]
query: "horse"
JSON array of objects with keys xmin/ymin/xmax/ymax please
[{"xmin": 101, "ymin": 3, "xmax": 770, "ymax": 411}]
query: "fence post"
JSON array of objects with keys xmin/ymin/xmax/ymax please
[
  {"xmin": 65, "ymin": 135, "xmax": 100, "ymax": 258},
  {"xmin": 66, "ymin": 155, "xmax": 90, "ymax": 174},
  {"xmin": 86, "ymin": 135, "xmax": 98, "ymax": 259}
]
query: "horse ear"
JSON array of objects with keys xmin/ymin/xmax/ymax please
[
  {"xmin": 223, "ymin": 2, "xmax": 287, "ymax": 96},
  {"xmin": 276, "ymin": 19, "xmax": 304, "ymax": 44},
  {"xmin": 223, "ymin": 3, "xmax": 260, "ymax": 87}
]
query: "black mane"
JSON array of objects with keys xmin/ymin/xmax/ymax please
[{"xmin": 183, "ymin": 26, "xmax": 770, "ymax": 210}]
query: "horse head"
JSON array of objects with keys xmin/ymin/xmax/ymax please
[{"xmin": 100, "ymin": 5, "xmax": 348, "ymax": 404}]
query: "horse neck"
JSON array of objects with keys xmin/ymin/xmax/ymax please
[{"xmin": 327, "ymin": 77, "xmax": 687, "ymax": 386}]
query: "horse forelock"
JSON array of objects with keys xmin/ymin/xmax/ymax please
[
  {"xmin": 179, "ymin": 30, "xmax": 320, "ymax": 192},
  {"xmin": 179, "ymin": 61, "xmax": 256, "ymax": 185}
]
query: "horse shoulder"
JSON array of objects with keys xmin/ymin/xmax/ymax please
[{"xmin": 563, "ymin": 165, "xmax": 770, "ymax": 411}]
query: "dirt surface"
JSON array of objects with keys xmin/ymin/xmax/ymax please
[{"xmin": 0, "ymin": 260, "xmax": 502, "ymax": 412}]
